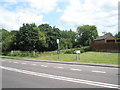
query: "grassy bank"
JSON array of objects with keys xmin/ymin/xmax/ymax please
[{"xmin": 0, "ymin": 51, "xmax": 119, "ymax": 65}]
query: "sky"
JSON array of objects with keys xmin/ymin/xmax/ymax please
[{"xmin": 0, "ymin": 0, "xmax": 119, "ymax": 35}]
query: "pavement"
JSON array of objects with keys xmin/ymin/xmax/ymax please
[
  {"xmin": 1, "ymin": 58, "xmax": 119, "ymax": 88},
  {"xmin": 2, "ymin": 58, "xmax": 119, "ymax": 68}
]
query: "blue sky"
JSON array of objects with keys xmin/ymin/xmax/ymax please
[{"xmin": 0, "ymin": 0, "xmax": 119, "ymax": 35}]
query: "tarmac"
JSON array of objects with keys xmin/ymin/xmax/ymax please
[{"xmin": 3, "ymin": 58, "xmax": 119, "ymax": 68}]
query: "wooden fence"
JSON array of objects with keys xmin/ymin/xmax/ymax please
[{"xmin": 90, "ymin": 42, "xmax": 120, "ymax": 52}]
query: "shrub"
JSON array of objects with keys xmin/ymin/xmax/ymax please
[
  {"xmin": 63, "ymin": 46, "xmax": 91, "ymax": 54},
  {"xmin": 6, "ymin": 50, "xmax": 40, "ymax": 57}
]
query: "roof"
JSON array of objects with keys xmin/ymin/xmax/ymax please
[{"xmin": 94, "ymin": 34, "xmax": 116, "ymax": 41}]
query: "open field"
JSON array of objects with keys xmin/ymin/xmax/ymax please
[{"xmin": 0, "ymin": 51, "xmax": 119, "ymax": 65}]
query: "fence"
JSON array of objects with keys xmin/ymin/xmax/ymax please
[{"xmin": 90, "ymin": 42, "xmax": 120, "ymax": 52}]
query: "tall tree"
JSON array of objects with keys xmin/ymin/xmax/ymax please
[
  {"xmin": 115, "ymin": 32, "xmax": 120, "ymax": 38},
  {"xmin": 0, "ymin": 29, "xmax": 9, "ymax": 42},
  {"xmin": 38, "ymin": 24, "xmax": 61, "ymax": 51},
  {"xmin": 60, "ymin": 30, "xmax": 76, "ymax": 49},
  {"xmin": 76, "ymin": 25, "xmax": 98, "ymax": 46},
  {"xmin": 16, "ymin": 23, "xmax": 46, "ymax": 51},
  {"xmin": 1, "ymin": 29, "xmax": 18, "ymax": 51}
]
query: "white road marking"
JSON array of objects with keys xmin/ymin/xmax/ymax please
[
  {"xmin": 0, "ymin": 66, "xmax": 119, "ymax": 89},
  {"xmin": 21, "ymin": 63, "xmax": 26, "ymax": 65},
  {"xmin": 92, "ymin": 70, "xmax": 106, "ymax": 73},
  {"xmin": 41, "ymin": 65, "xmax": 48, "ymax": 67},
  {"xmin": 70, "ymin": 68, "xmax": 82, "ymax": 71},
  {"xmin": 1, "ymin": 60, "xmax": 5, "ymax": 61},
  {"xmin": 31, "ymin": 64, "xmax": 37, "ymax": 66},
  {"xmin": 13, "ymin": 62, "xmax": 18, "ymax": 63},
  {"xmin": 45, "ymin": 63, "xmax": 52, "ymax": 65},
  {"xmin": 7, "ymin": 61, "xmax": 12, "ymax": 63},
  {"xmin": 24, "ymin": 61, "xmax": 29, "ymax": 62},
  {"xmin": 69, "ymin": 65, "xmax": 117, "ymax": 70},
  {"xmin": 55, "ymin": 67, "xmax": 64, "ymax": 69}
]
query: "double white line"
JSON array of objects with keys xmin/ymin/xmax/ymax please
[{"xmin": 0, "ymin": 66, "xmax": 119, "ymax": 89}]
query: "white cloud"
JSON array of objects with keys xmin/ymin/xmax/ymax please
[
  {"xmin": 56, "ymin": 8, "xmax": 62, "ymax": 12},
  {"xmin": 27, "ymin": 0, "xmax": 58, "ymax": 13},
  {"xmin": 60, "ymin": 0, "xmax": 119, "ymax": 35},
  {"xmin": 0, "ymin": 8, "xmax": 46, "ymax": 30},
  {"xmin": 0, "ymin": 0, "xmax": 59, "ymax": 30},
  {"xmin": 0, "ymin": 0, "xmax": 60, "ymax": 30}
]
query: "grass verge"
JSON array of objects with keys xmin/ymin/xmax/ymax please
[{"xmin": 0, "ymin": 51, "xmax": 119, "ymax": 65}]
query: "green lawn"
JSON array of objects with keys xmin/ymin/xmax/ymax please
[{"xmin": 0, "ymin": 51, "xmax": 119, "ymax": 65}]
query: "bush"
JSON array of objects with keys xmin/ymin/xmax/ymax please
[
  {"xmin": 6, "ymin": 50, "xmax": 40, "ymax": 57},
  {"xmin": 63, "ymin": 46, "xmax": 91, "ymax": 54},
  {"xmin": 63, "ymin": 49, "xmax": 75, "ymax": 54},
  {"xmin": 80, "ymin": 46, "xmax": 91, "ymax": 53}
]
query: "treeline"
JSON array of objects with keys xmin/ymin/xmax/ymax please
[
  {"xmin": 1, "ymin": 23, "xmax": 77, "ymax": 52},
  {"xmin": 2, "ymin": 23, "xmax": 119, "ymax": 52}
]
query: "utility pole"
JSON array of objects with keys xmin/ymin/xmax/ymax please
[{"xmin": 57, "ymin": 39, "xmax": 60, "ymax": 60}]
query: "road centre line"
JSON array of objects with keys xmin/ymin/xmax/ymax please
[
  {"xmin": 31, "ymin": 64, "xmax": 37, "ymax": 66},
  {"xmin": 7, "ymin": 61, "xmax": 10, "ymax": 62},
  {"xmin": 70, "ymin": 68, "xmax": 82, "ymax": 71},
  {"xmin": 55, "ymin": 67, "xmax": 64, "ymax": 69},
  {"xmin": 1, "ymin": 59, "xmax": 118, "ymax": 70},
  {"xmin": 41, "ymin": 65, "xmax": 48, "ymax": 67},
  {"xmin": 13, "ymin": 62, "xmax": 18, "ymax": 63},
  {"xmin": 0, "ymin": 66, "xmax": 119, "ymax": 89},
  {"xmin": 92, "ymin": 70, "xmax": 106, "ymax": 73},
  {"xmin": 21, "ymin": 63, "xmax": 26, "ymax": 65}
]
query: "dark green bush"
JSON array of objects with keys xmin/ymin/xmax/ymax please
[
  {"xmin": 80, "ymin": 46, "xmax": 91, "ymax": 53},
  {"xmin": 6, "ymin": 51, "xmax": 39, "ymax": 57},
  {"xmin": 63, "ymin": 46, "xmax": 91, "ymax": 54}
]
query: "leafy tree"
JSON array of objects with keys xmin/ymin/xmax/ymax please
[
  {"xmin": 0, "ymin": 29, "xmax": 9, "ymax": 42},
  {"xmin": 102, "ymin": 32, "xmax": 113, "ymax": 36},
  {"xmin": 16, "ymin": 23, "xmax": 46, "ymax": 51},
  {"xmin": 38, "ymin": 24, "xmax": 61, "ymax": 51},
  {"xmin": 76, "ymin": 25, "xmax": 98, "ymax": 46},
  {"xmin": 60, "ymin": 30, "xmax": 76, "ymax": 49},
  {"xmin": 60, "ymin": 38, "xmax": 73, "ymax": 49},
  {"xmin": 115, "ymin": 32, "xmax": 120, "ymax": 38},
  {"xmin": 1, "ymin": 30, "xmax": 18, "ymax": 51}
]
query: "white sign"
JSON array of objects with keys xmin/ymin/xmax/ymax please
[
  {"xmin": 76, "ymin": 50, "xmax": 81, "ymax": 54},
  {"xmin": 57, "ymin": 39, "xmax": 59, "ymax": 44}
]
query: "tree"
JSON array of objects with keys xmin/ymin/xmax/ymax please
[
  {"xmin": 115, "ymin": 32, "xmax": 120, "ymax": 38},
  {"xmin": 16, "ymin": 23, "xmax": 46, "ymax": 51},
  {"xmin": 76, "ymin": 25, "xmax": 98, "ymax": 46},
  {"xmin": 1, "ymin": 29, "xmax": 18, "ymax": 51},
  {"xmin": 0, "ymin": 29, "xmax": 9, "ymax": 42},
  {"xmin": 60, "ymin": 30, "xmax": 76, "ymax": 49},
  {"xmin": 38, "ymin": 24, "xmax": 61, "ymax": 51},
  {"xmin": 102, "ymin": 32, "xmax": 113, "ymax": 36}
]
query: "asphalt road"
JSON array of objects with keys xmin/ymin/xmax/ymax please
[{"xmin": 0, "ymin": 58, "xmax": 119, "ymax": 88}]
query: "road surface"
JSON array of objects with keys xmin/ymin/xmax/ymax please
[{"xmin": 0, "ymin": 58, "xmax": 119, "ymax": 88}]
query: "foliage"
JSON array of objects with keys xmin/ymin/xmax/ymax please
[
  {"xmin": 7, "ymin": 51, "xmax": 39, "ymax": 57},
  {"xmin": 63, "ymin": 46, "xmax": 91, "ymax": 54},
  {"xmin": 76, "ymin": 25, "xmax": 98, "ymax": 46},
  {"xmin": 1, "ymin": 29, "xmax": 18, "ymax": 51},
  {"xmin": 115, "ymin": 32, "xmax": 120, "ymax": 38},
  {"xmin": 0, "ymin": 29, "xmax": 10, "ymax": 42},
  {"xmin": 60, "ymin": 30, "xmax": 76, "ymax": 49},
  {"xmin": 16, "ymin": 23, "xmax": 47, "ymax": 51},
  {"xmin": 1, "ymin": 23, "xmax": 99, "ymax": 52},
  {"xmin": 38, "ymin": 24, "xmax": 61, "ymax": 51}
]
